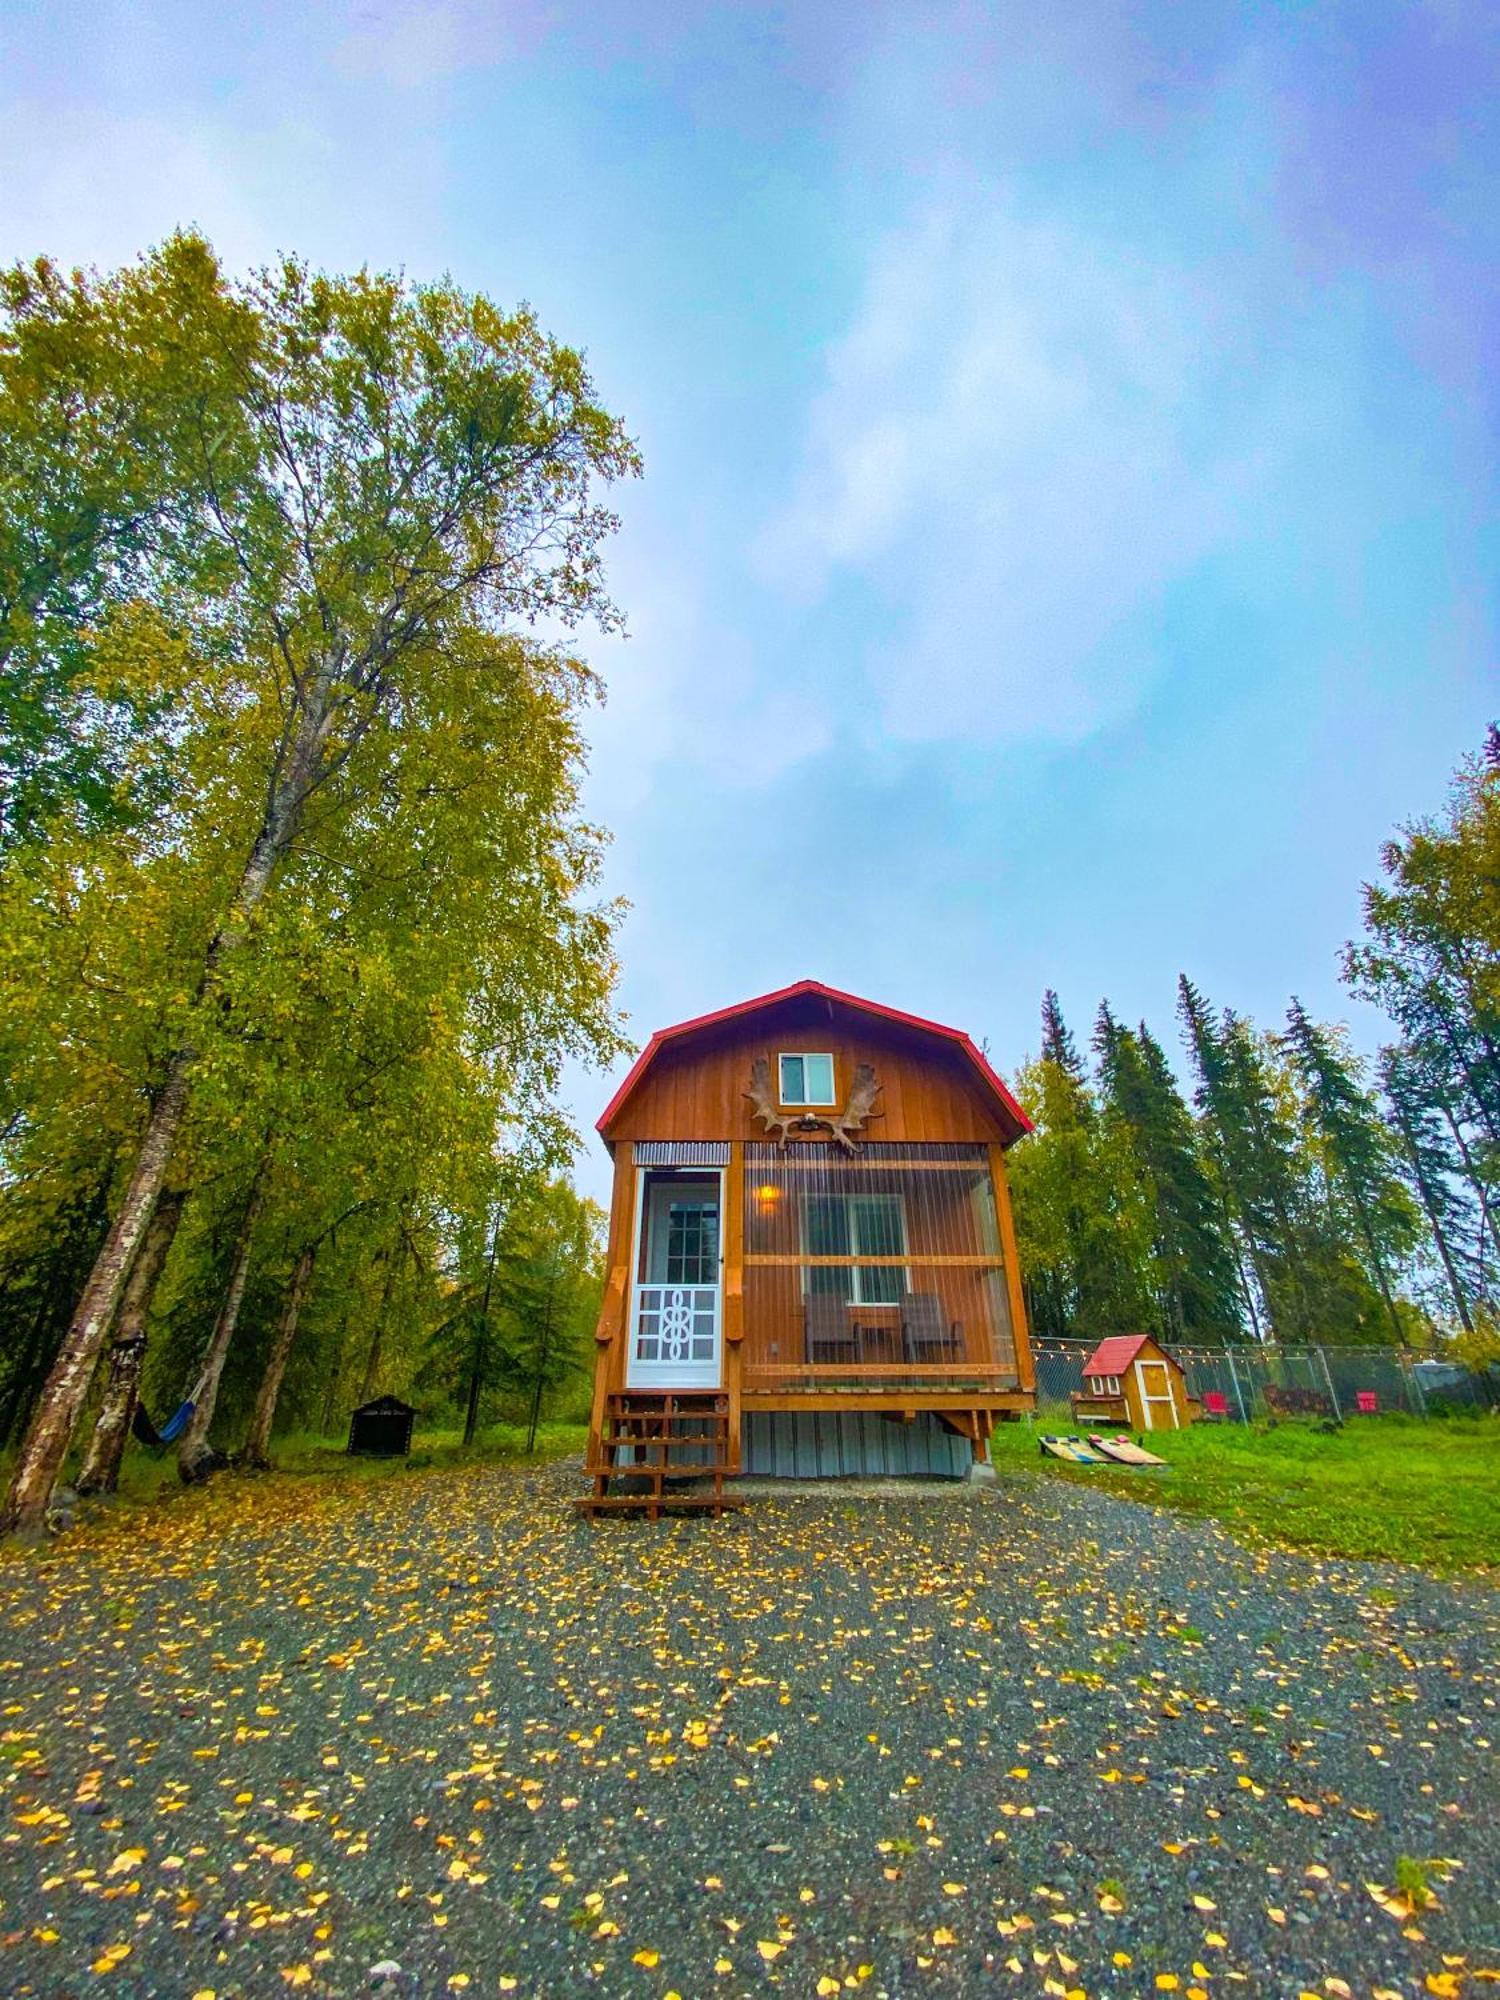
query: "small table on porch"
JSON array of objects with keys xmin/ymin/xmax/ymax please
[{"xmin": 845, "ymin": 1302, "xmax": 903, "ymax": 1363}]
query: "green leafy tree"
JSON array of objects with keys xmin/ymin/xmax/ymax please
[
  {"xmin": 1345, "ymin": 733, "xmax": 1500, "ymax": 1256},
  {"xmin": 1009, "ymin": 992, "xmax": 1154, "ymax": 1338},
  {"xmin": 0, "ymin": 235, "xmax": 250, "ymax": 846},
  {"xmin": 2, "ymin": 245, "xmax": 636, "ymax": 1533}
]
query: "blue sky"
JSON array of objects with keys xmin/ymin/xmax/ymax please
[{"xmin": 2, "ymin": 0, "xmax": 1494, "ymax": 1202}]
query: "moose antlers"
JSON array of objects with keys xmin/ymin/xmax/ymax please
[
  {"xmin": 742, "ymin": 1058, "xmax": 883, "ymax": 1153},
  {"xmin": 743, "ymin": 1057, "xmax": 796, "ymax": 1145},
  {"xmin": 827, "ymin": 1062, "xmax": 882, "ymax": 1153}
]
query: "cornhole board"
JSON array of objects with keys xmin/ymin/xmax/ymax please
[
  {"xmin": 1039, "ymin": 1435, "xmax": 1104, "ymax": 1464},
  {"xmin": 1088, "ymin": 1434, "xmax": 1166, "ymax": 1467}
]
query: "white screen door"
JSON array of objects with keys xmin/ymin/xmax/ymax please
[{"xmin": 627, "ymin": 1171, "xmax": 723, "ymax": 1389}]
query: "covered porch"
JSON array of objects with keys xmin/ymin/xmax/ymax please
[{"xmin": 735, "ymin": 1141, "xmax": 1027, "ymax": 1410}]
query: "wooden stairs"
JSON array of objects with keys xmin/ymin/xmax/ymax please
[{"xmin": 576, "ymin": 1390, "xmax": 743, "ymax": 1520}]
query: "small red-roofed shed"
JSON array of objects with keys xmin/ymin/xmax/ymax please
[{"xmin": 1074, "ymin": 1332, "xmax": 1192, "ymax": 1432}]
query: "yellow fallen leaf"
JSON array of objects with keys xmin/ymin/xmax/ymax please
[
  {"xmin": 107, "ymin": 1850, "xmax": 146, "ymax": 1879},
  {"xmin": 1157, "ymin": 1978, "xmax": 1179, "ymax": 1993},
  {"xmin": 818, "ymin": 1981, "xmax": 841, "ymax": 1997},
  {"xmin": 281, "ymin": 1972, "xmax": 312, "ymax": 1990},
  {"xmin": 1192, "ymin": 1895, "xmax": 1216, "ymax": 1912},
  {"xmin": 933, "ymin": 1928, "xmax": 958, "ymax": 1946},
  {"xmin": 633, "ymin": 1951, "xmax": 660, "ymax": 1968},
  {"xmin": 758, "ymin": 1941, "xmax": 785, "ymax": 1961},
  {"xmin": 1114, "ymin": 1951, "xmax": 1134, "ymax": 1967},
  {"xmin": 714, "ymin": 1959, "xmax": 733, "ymax": 1975}
]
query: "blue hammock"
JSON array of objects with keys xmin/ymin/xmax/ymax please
[{"xmin": 132, "ymin": 1398, "xmax": 194, "ymax": 1449}]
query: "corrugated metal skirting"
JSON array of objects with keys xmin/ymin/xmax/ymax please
[{"xmin": 742, "ymin": 1411, "xmax": 970, "ymax": 1479}]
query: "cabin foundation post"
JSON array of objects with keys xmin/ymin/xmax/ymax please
[
  {"xmin": 989, "ymin": 1143, "xmax": 1034, "ymax": 1395},
  {"xmin": 723, "ymin": 1142, "xmax": 745, "ymax": 1471}
]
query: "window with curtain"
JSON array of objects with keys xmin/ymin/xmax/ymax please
[{"xmin": 802, "ymin": 1193, "xmax": 907, "ymax": 1304}]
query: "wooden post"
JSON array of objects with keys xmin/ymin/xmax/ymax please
[
  {"xmin": 988, "ymin": 1144, "xmax": 1034, "ymax": 1394},
  {"xmin": 724, "ymin": 1143, "xmax": 744, "ymax": 1470},
  {"xmin": 588, "ymin": 1143, "xmax": 635, "ymax": 1463}
]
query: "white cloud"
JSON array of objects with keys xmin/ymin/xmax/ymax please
[
  {"xmin": 757, "ymin": 185, "xmax": 1277, "ymax": 744},
  {"xmin": 581, "ymin": 531, "xmax": 834, "ymax": 822},
  {"xmin": 332, "ymin": 1, "xmax": 520, "ymax": 88},
  {"xmin": 0, "ymin": 104, "xmax": 274, "ymax": 274}
]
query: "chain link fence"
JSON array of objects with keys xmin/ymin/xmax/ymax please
[{"xmin": 1032, "ymin": 1336, "xmax": 1500, "ymax": 1423}]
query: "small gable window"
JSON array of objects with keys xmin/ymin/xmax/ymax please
[{"xmin": 779, "ymin": 1052, "xmax": 835, "ymax": 1105}]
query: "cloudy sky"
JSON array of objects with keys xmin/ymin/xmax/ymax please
[{"xmin": 2, "ymin": 0, "xmax": 1494, "ymax": 1199}]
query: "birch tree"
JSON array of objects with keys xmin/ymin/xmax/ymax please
[{"xmin": 1, "ymin": 248, "xmax": 635, "ymax": 1533}]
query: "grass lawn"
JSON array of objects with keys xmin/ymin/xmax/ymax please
[
  {"xmin": 992, "ymin": 1411, "xmax": 1500, "ymax": 1576},
  {"xmin": 4, "ymin": 1417, "xmax": 592, "ymax": 1515}
]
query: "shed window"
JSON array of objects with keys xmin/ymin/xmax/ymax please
[
  {"xmin": 1088, "ymin": 1373, "xmax": 1121, "ymax": 1395},
  {"xmin": 779, "ymin": 1052, "xmax": 835, "ymax": 1104}
]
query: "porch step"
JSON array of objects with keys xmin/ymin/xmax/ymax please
[{"xmin": 577, "ymin": 1390, "xmax": 740, "ymax": 1520}]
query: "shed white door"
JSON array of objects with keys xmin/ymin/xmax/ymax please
[
  {"xmin": 627, "ymin": 1170, "xmax": 723, "ymax": 1390},
  {"xmin": 1134, "ymin": 1358, "xmax": 1179, "ymax": 1431}
]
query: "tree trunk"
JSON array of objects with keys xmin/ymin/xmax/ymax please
[
  {"xmin": 463, "ymin": 1216, "xmax": 503, "ymax": 1450},
  {"xmin": 320, "ymin": 1313, "xmax": 350, "ymax": 1437},
  {"xmin": 1391, "ymin": 1104, "xmax": 1474, "ymax": 1334},
  {"xmin": 1349, "ymin": 1195, "xmax": 1408, "ymax": 1347},
  {"xmin": 0, "ymin": 673, "xmax": 340, "ymax": 1536},
  {"xmin": 526, "ymin": 1258, "xmax": 561, "ymax": 1456},
  {"xmin": 0, "ymin": 1067, "xmax": 190, "ymax": 1534},
  {"xmin": 359, "ymin": 1246, "xmax": 403, "ymax": 1403},
  {"xmin": 76, "ymin": 1188, "xmax": 189, "ymax": 1496},
  {"xmin": 240, "ymin": 1244, "xmax": 316, "ymax": 1469},
  {"xmin": 1439, "ymin": 1104, "xmax": 1500, "ymax": 1260},
  {"xmin": 178, "ymin": 1167, "xmax": 269, "ymax": 1483}
]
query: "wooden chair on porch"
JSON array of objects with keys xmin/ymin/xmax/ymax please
[
  {"xmin": 901, "ymin": 1291, "xmax": 962, "ymax": 1364},
  {"xmin": 805, "ymin": 1291, "xmax": 860, "ymax": 1365}
]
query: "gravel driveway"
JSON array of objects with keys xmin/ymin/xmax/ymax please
[{"xmin": 1, "ymin": 1457, "xmax": 1495, "ymax": 1997}]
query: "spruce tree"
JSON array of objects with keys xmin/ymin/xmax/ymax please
[
  {"xmin": 1283, "ymin": 1001, "xmax": 1418, "ymax": 1344},
  {"xmin": 1008, "ymin": 994, "xmax": 1153, "ymax": 1340},
  {"xmin": 1095, "ymin": 1004, "xmax": 1244, "ymax": 1342},
  {"xmin": 1178, "ymin": 977, "xmax": 1318, "ymax": 1340},
  {"xmin": 1041, "ymin": 988, "xmax": 1086, "ymax": 1080}
]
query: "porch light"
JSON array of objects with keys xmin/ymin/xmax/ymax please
[{"xmin": 754, "ymin": 1183, "xmax": 780, "ymax": 1203}]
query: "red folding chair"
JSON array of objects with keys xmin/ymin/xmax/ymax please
[
  {"xmin": 1202, "ymin": 1390, "xmax": 1230, "ymax": 1420},
  {"xmin": 1355, "ymin": 1390, "xmax": 1378, "ymax": 1415}
]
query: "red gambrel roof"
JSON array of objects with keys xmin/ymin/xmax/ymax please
[
  {"xmin": 597, "ymin": 978, "xmax": 1033, "ymax": 1144},
  {"xmin": 1081, "ymin": 1334, "xmax": 1157, "ymax": 1377}
]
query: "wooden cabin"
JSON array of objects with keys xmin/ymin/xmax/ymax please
[
  {"xmin": 580, "ymin": 980, "xmax": 1036, "ymax": 1510},
  {"xmin": 1071, "ymin": 1334, "xmax": 1192, "ymax": 1431}
]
